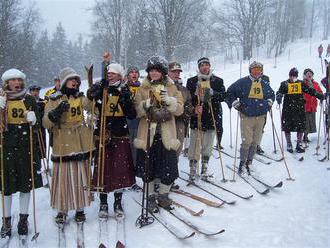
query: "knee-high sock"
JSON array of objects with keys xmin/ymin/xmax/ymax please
[
  {"xmin": 285, "ymin": 132, "xmax": 292, "ymax": 146},
  {"xmin": 159, "ymin": 183, "xmax": 171, "ymax": 195},
  {"xmin": 4, "ymin": 195, "xmax": 12, "ymax": 217},
  {"xmin": 19, "ymin": 192, "xmax": 30, "ymax": 215},
  {"xmin": 297, "ymin": 132, "xmax": 303, "ymax": 142}
]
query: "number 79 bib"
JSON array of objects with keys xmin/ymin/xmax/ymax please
[
  {"xmin": 7, "ymin": 100, "xmax": 27, "ymax": 124},
  {"xmin": 287, "ymin": 82, "xmax": 302, "ymax": 94}
]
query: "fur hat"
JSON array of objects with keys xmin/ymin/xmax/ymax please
[
  {"xmin": 59, "ymin": 67, "xmax": 81, "ymax": 89},
  {"xmin": 197, "ymin": 57, "xmax": 210, "ymax": 67},
  {"xmin": 126, "ymin": 65, "xmax": 140, "ymax": 76},
  {"xmin": 1, "ymin": 69, "xmax": 26, "ymax": 89},
  {"xmin": 169, "ymin": 61, "xmax": 182, "ymax": 72},
  {"xmin": 289, "ymin": 68, "xmax": 298, "ymax": 77},
  {"xmin": 107, "ymin": 63, "xmax": 125, "ymax": 78},
  {"xmin": 146, "ymin": 56, "xmax": 168, "ymax": 75}
]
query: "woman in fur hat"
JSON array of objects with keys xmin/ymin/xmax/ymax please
[
  {"xmin": 0, "ymin": 69, "xmax": 43, "ymax": 238},
  {"xmin": 43, "ymin": 67, "xmax": 94, "ymax": 224},
  {"xmin": 134, "ymin": 56, "xmax": 183, "ymax": 212},
  {"xmin": 87, "ymin": 63, "xmax": 136, "ymax": 218}
]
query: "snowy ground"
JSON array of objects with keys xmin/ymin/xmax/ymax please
[{"xmin": 4, "ymin": 40, "xmax": 330, "ymax": 248}]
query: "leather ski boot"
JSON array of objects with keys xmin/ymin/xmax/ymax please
[
  {"xmin": 17, "ymin": 214, "xmax": 29, "ymax": 236},
  {"xmin": 189, "ymin": 160, "xmax": 197, "ymax": 182},
  {"xmin": 74, "ymin": 210, "xmax": 86, "ymax": 223},
  {"xmin": 147, "ymin": 194, "xmax": 159, "ymax": 213},
  {"xmin": 296, "ymin": 142, "xmax": 305, "ymax": 153},
  {"xmin": 99, "ymin": 204, "xmax": 109, "ymax": 219},
  {"xmin": 55, "ymin": 212, "xmax": 67, "ymax": 225},
  {"xmin": 113, "ymin": 192, "xmax": 124, "ymax": 218},
  {"xmin": 1, "ymin": 217, "xmax": 11, "ymax": 238},
  {"xmin": 157, "ymin": 193, "xmax": 173, "ymax": 210}
]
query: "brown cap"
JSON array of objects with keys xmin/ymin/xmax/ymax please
[{"xmin": 168, "ymin": 61, "xmax": 182, "ymax": 72}]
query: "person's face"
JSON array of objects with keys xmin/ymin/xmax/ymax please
[
  {"xmin": 128, "ymin": 70, "xmax": 139, "ymax": 82},
  {"xmin": 289, "ymin": 76, "xmax": 298, "ymax": 82},
  {"xmin": 66, "ymin": 78, "xmax": 79, "ymax": 89},
  {"xmin": 30, "ymin": 89, "xmax": 40, "ymax": 98},
  {"xmin": 305, "ymin": 72, "xmax": 313, "ymax": 80},
  {"xmin": 149, "ymin": 69, "xmax": 162, "ymax": 81},
  {"xmin": 199, "ymin": 63, "xmax": 210, "ymax": 75},
  {"xmin": 168, "ymin": 70, "xmax": 181, "ymax": 81},
  {"xmin": 107, "ymin": 72, "xmax": 122, "ymax": 84},
  {"xmin": 250, "ymin": 67, "xmax": 263, "ymax": 79},
  {"xmin": 8, "ymin": 78, "xmax": 23, "ymax": 91},
  {"xmin": 55, "ymin": 79, "xmax": 61, "ymax": 90}
]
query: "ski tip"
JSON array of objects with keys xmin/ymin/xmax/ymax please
[
  {"xmin": 184, "ymin": 231, "xmax": 196, "ymax": 239},
  {"xmin": 194, "ymin": 209, "xmax": 204, "ymax": 216},
  {"xmin": 275, "ymin": 181, "xmax": 283, "ymax": 188},
  {"xmin": 226, "ymin": 200, "xmax": 236, "ymax": 205},
  {"xmin": 299, "ymin": 157, "xmax": 304, "ymax": 161},
  {"xmin": 99, "ymin": 243, "xmax": 107, "ymax": 248},
  {"xmin": 116, "ymin": 241, "xmax": 126, "ymax": 248},
  {"xmin": 261, "ymin": 188, "xmax": 270, "ymax": 195}
]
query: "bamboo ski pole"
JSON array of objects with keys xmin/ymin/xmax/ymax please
[
  {"xmin": 37, "ymin": 130, "xmax": 51, "ymax": 194},
  {"xmin": 0, "ymin": 111, "xmax": 6, "ymax": 231},
  {"xmin": 209, "ymin": 102, "xmax": 226, "ymax": 182},
  {"xmin": 29, "ymin": 124, "xmax": 39, "ymax": 241},
  {"xmin": 229, "ymin": 108, "xmax": 233, "ymax": 148},
  {"xmin": 269, "ymin": 109, "xmax": 294, "ymax": 181},
  {"xmin": 315, "ymin": 102, "xmax": 323, "ymax": 155},
  {"xmin": 231, "ymin": 111, "xmax": 240, "ymax": 182}
]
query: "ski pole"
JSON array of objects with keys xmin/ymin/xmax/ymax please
[
  {"xmin": 87, "ymin": 100, "xmax": 95, "ymax": 196},
  {"xmin": 229, "ymin": 108, "xmax": 233, "ymax": 148},
  {"xmin": 208, "ymin": 102, "xmax": 226, "ymax": 182},
  {"xmin": 271, "ymin": 111, "xmax": 277, "ymax": 154},
  {"xmin": 29, "ymin": 124, "xmax": 39, "ymax": 241},
  {"xmin": 231, "ymin": 110, "xmax": 239, "ymax": 182},
  {"xmin": 37, "ymin": 130, "xmax": 51, "ymax": 194},
  {"xmin": 0, "ymin": 110, "xmax": 6, "ymax": 232},
  {"xmin": 315, "ymin": 102, "xmax": 323, "ymax": 155},
  {"xmin": 269, "ymin": 109, "xmax": 294, "ymax": 181}
]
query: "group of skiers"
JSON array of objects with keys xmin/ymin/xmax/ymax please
[{"xmin": 0, "ymin": 54, "xmax": 328, "ymax": 240}]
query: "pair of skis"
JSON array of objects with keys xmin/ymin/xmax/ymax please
[
  {"xmin": 57, "ymin": 221, "xmax": 85, "ymax": 248},
  {"xmin": 98, "ymin": 214, "xmax": 126, "ymax": 248},
  {"xmin": 226, "ymin": 165, "xmax": 283, "ymax": 195}
]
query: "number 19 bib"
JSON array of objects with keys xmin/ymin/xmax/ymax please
[
  {"xmin": 248, "ymin": 81, "xmax": 264, "ymax": 99},
  {"xmin": 7, "ymin": 100, "xmax": 27, "ymax": 124}
]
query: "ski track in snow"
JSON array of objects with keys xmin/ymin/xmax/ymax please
[{"xmin": 4, "ymin": 40, "xmax": 329, "ymax": 248}]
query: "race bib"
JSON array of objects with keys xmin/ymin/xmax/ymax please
[
  {"xmin": 65, "ymin": 98, "xmax": 83, "ymax": 123},
  {"xmin": 287, "ymin": 82, "xmax": 302, "ymax": 94},
  {"xmin": 129, "ymin": 86, "xmax": 139, "ymax": 99},
  {"xmin": 200, "ymin": 80, "xmax": 210, "ymax": 89},
  {"xmin": 7, "ymin": 100, "xmax": 27, "ymax": 124},
  {"xmin": 104, "ymin": 95, "xmax": 124, "ymax": 117},
  {"xmin": 248, "ymin": 81, "xmax": 264, "ymax": 99}
]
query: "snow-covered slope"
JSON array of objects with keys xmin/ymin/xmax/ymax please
[{"xmin": 19, "ymin": 40, "xmax": 330, "ymax": 248}]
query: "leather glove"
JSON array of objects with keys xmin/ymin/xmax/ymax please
[
  {"xmin": 0, "ymin": 95, "xmax": 6, "ymax": 109},
  {"xmin": 276, "ymin": 93, "xmax": 283, "ymax": 105},
  {"xmin": 232, "ymin": 99, "xmax": 241, "ymax": 110},
  {"xmin": 87, "ymin": 84, "xmax": 102, "ymax": 100},
  {"xmin": 100, "ymin": 79, "xmax": 109, "ymax": 88},
  {"xmin": 48, "ymin": 100, "xmax": 70, "ymax": 123},
  {"xmin": 26, "ymin": 111, "xmax": 37, "ymax": 125},
  {"xmin": 160, "ymin": 90, "xmax": 170, "ymax": 103}
]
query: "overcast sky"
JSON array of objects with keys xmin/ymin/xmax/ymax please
[{"xmin": 33, "ymin": 0, "xmax": 94, "ymax": 41}]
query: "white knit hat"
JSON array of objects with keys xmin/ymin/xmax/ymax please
[
  {"xmin": 1, "ymin": 69, "xmax": 26, "ymax": 89},
  {"xmin": 1, "ymin": 69, "xmax": 26, "ymax": 82},
  {"xmin": 107, "ymin": 63, "xmax": 124, "ymax": 78},
  {"xmin": 59, "ymin": 67, "xmax": 81, "ymax": 88}
]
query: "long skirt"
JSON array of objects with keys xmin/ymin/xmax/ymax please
[
  {"xmin": 51, "ymin": 160, "xmax": 90, "ymax": 213},
  {"xmin": 305, "ymin": 112, "xmax": 317, "ymax": 133},
  {"xmin": 93, "ymin": 137, "xmax": 136, "ymax": 193},
  {"xmin": 136, "ymin": 133, "xmax": 178, "ymax": 185}
]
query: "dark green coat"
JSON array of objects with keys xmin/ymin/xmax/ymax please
[{"xmin": 0, "ymin": 94, "xmax": 43, "ymax": 195}]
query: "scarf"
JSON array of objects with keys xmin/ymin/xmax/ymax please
[{"xmin": 5, "ymin": 88, "xmax": 27, "ymax": 100}]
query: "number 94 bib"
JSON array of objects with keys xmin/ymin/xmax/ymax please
[{"xmin": 7, "ymin": 100, "xmax": 28, "ymax": 124}]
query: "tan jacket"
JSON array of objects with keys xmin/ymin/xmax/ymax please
[
  {"xmin": 134, "ymin": 76, "xmax": 184, "ymax": 151},
  {"xmin": 43, "ymin": 93, "xmax": 94, "ymax": 158}
]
